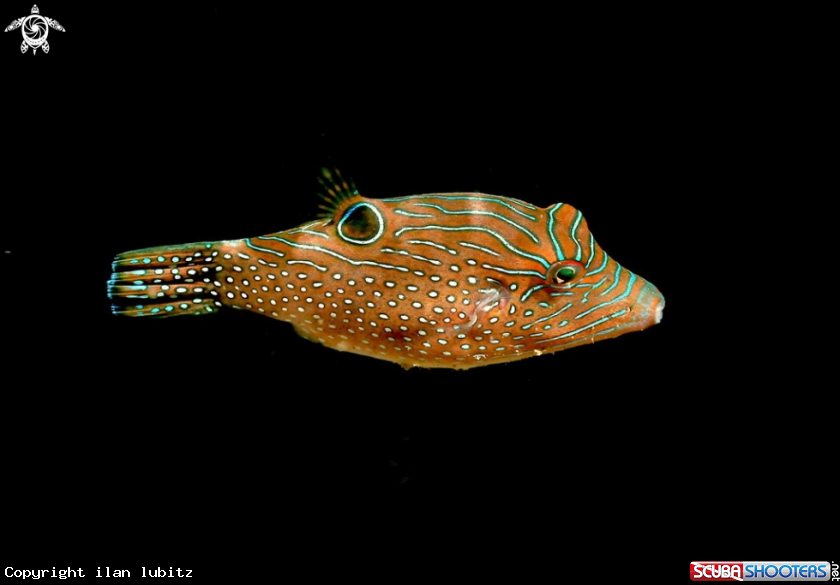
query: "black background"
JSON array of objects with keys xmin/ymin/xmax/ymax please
[{"xmin": 1, "ymin": 2, "xmax": 831, "ymax": 562}]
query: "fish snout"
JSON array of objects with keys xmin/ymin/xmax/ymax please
[{"xmin": 633, "ymin": 280, "xmax": 665, "ymax": 329}]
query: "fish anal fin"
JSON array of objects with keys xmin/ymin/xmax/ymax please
[{"xmin": 291, "ymin": 323, "xmax": 321, "ymax": 344}]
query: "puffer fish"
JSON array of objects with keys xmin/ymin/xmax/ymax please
[{"xmin": 108, "ymin": 169, "xmax": 664, "ymax": 370}]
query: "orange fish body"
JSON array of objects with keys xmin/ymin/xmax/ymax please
[{"xmin": 109, "ymin": 170, "xmax": 664, "ymax": 370}]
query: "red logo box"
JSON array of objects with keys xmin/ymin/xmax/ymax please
[{"xmin": 691, "ymin": 562, "xmax": 744, "ymax": 581}]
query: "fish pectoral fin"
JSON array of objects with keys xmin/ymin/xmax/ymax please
[
  {"xmin": 469, "ymin": 281, "xmax": 513, "ymax": 324},
  {"xmin": 441, "ymin": 281, "xmax": 513, "ymax": 335}
]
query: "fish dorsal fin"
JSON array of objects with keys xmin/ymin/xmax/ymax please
[{"xmin": 317, "ymin": 167, "xmax": 360, "ymax": 219}]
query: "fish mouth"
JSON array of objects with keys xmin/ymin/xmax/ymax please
[
  {"xmin": 633, "ymin": 281, "xmax": 665, "ymax": 329},
  {"xmin": 607, "ymin": 280, "xmax": 664, "ymax": 337}
]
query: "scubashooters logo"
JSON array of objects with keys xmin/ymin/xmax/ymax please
[
  {"xmin": 4, "ymin": 5, "xmax": 65, "ymax": 54},
  {"xmin": 690, "ymin": 562, "xmax": 835, "ymax": 582}
]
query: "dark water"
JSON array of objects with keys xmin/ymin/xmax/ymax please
[{"xmin": 1, "ymin": 2, "xmax": 830, "ymax": 560}]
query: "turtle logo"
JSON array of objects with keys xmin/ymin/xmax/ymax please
[{"xmin": 4, "ymin": 5, "xmax": 64, "ymax": 54}]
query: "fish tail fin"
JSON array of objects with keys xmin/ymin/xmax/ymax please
[{"xmin": 108, "ymin": 242, "xmax": 223, "ymax": 318}]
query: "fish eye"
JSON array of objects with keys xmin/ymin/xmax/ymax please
[
  {"xmin": 337, "ymin": 202, "xmax": 384, "ymax": 245},
  {"xmin": 546, "ymin": 260, "xmax": 584, "ymax": 287}
]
